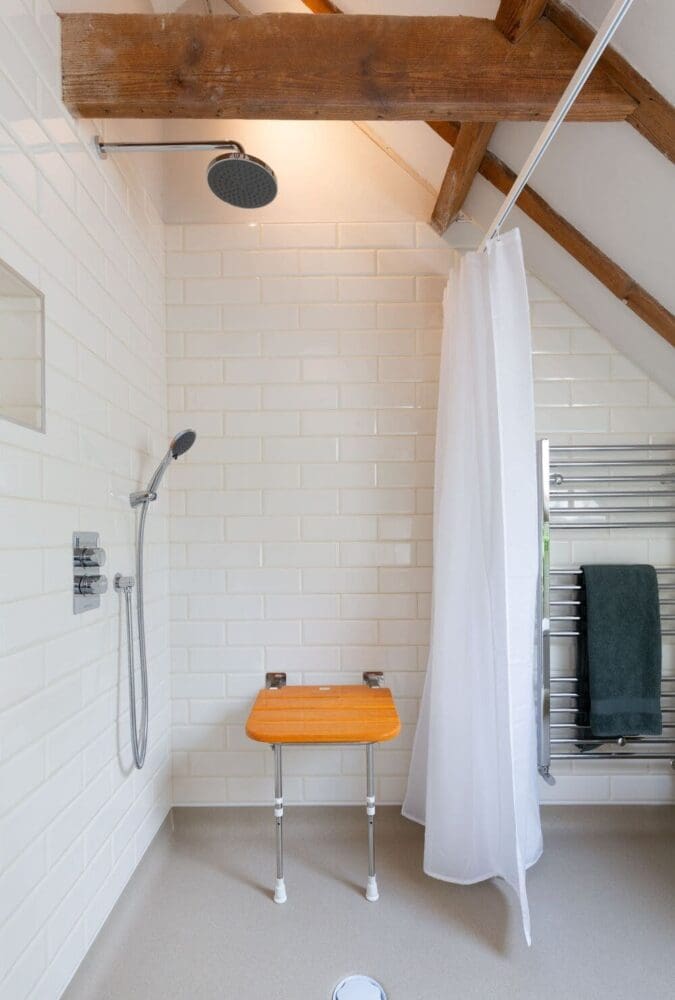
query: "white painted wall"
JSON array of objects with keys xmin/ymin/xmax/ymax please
[
  {"xmin": 159, "ymin": 119, "xmax": 435, "ymax": 224},
  {"xmin": 0, "ymin": 3, "xmax": 170, "ymax": 998},
  {"xmin": 166, "ymin": 219, "xmax": 675, "ymax": 809}
]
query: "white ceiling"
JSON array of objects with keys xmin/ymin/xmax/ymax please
[{"xmin": 58, "ymin": 0, "xmax": 675, "ymax": 391}]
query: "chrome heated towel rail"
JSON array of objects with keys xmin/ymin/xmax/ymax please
[{"xmin": 536, "ymin": 440, "xmax": 675, "ymax": 783}]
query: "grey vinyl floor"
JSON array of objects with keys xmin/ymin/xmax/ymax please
[{"xmin": 64, "ymin": 805, "xmax": 675, "ymax": 1000}]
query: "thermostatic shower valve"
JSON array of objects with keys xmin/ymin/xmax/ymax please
[{"xmin": 73, "ymin": 532, "xmax": 108, "ymax": 614}]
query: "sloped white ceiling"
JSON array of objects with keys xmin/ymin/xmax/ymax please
[
  {"xmin": 574, "ymin": 0, "xmax": 675, "ymax": 102},
  {"xmin": 60, "ymin": 0, "xmax": 675, "ymax": 391}
]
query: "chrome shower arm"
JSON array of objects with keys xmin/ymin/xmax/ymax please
[{"xmin": 95, "ymin": 137, "xmax": 245, "ymax": 159}]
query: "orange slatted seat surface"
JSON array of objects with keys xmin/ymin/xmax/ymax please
[{"xmin": 246, "ymin": 684, "xmax": 401, "ymax": 745}]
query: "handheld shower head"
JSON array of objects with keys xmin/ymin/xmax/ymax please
[
  {"xmin": 171, "ymin": 429, "xmax": 197, "ymax": 459},
  {"xmin": 207, "ymin": 152, "xmax": 277, "ymax": 208},
  {"xmin": 131, "ymin": 429, "xmax": 197, "ymax": 505}
]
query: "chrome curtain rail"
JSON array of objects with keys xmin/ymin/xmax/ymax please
[{"xmin": 478, "ymin": 0, "xmax": 636, "ymax": 249}]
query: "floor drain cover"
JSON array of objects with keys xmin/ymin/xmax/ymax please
[{"xmin": 332, "ymin": 975, "xmax": 387, "ymax": 1000}]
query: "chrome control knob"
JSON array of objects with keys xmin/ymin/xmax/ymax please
[
  {"xmin": 75, "ymin": 574, "xmax": 108, "ymax": 596},
  {"xmin": 74, "ymin": 546, "xmax": 106, "ymax": 568}
]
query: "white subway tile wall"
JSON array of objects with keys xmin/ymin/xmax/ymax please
[
  {"xmin": 167, "ymin": 223, "xmax": 675, "ymax": 810},
  {"xmin": 0, "ymin": 3, "xmax": 169, "ymax": 998}
]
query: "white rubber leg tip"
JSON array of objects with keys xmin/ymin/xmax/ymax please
[
  {"xmin": 366, "ymin": 876, "xmax": 379, "ymax": 902},
  {"xmin": 274, "ymin": 878, "xmax": 287, "ymax": 904}
]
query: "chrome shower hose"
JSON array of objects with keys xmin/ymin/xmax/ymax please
[{"xmin": 117, "ymin": 501, "xmax": 150, "ymax": 769}]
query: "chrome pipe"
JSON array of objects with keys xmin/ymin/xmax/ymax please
[
  {"xmin": 551, "ymin": 475, "xmax": 675, "ymax": 483},
  {"xmin": 551, "ymin": 459, "xmax": 675, "ymax": 467},
  {"xmin": 552, "ymin": 677, "xmax": 675, "ymax": 683},
  {"xmin": 550, "ymin": 521, "xmax": 675, "ymax": 529},
  {"xmin": 551, "ymin": 506, "xmax": 675, "ymax": 514},
  {"xmin": 551, "ymin": 692, "xmax": 675, "ymax": 699},
  {"xmin": 536, "ymin": 439, "xmax": 552, "ymax": 779},
  {"xmin": 550, "ymin": 567, "xmax": 675, "ymax": 574},
  {"xmin": 552, "ymin": 737, "xmax": 675, "ymax": 744},
  {"xmin": 550, "ymin": 723, "xmax": 675, "ymax": 731},
  {"xmin": 552, "ymin": 629, "xmax": 675, "ymax": 636},
  {"xmin": 96, "ymin": 138, "xmax": 244, "ymax": 158},
  {"xmin": 550, "ymin": 444, "xmax": 675, "ymax": 452},
  {"xmin": 552, "ymin": 598, "xmax": 673, "ymax": 604},
  {"xmin": 551, "ymin": 490, "xmax": 675, "ymax": 498},
  {"xmin": 366, "ymin": 744, "xmax": 376, "ymax": 883},
  {"xmin": 552, "ymin": 703, "xmax": 674, "ymax": 709},
  {"xmin": 272, "ymin": 743, "xmax": 286, "ymax": 904},
  {"xmin": 552, "ymin": 752, "xmax": 675, "ymax": 760}
]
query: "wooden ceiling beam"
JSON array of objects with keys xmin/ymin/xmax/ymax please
[
  {"xmin": 545, "ymin": 1, "xmax": 675, "ymax": 164},
  {"xmin": 428, "ymin": 122, "xmax": 675, "ymax": 348},
  {"xmin": 495, "ymin": 0, "xmax": 548, "ymax": 43},
  {"xmin": 431, "ymin": 123, "xmax": 496, "ymax": 235},
  {"xmin": 60, "ymin": 13, "xmax": 636, "ymax": 122}
]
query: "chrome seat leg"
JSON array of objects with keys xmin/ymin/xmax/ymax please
[
  {"xmin": 273, "ymin": 743, "xmax": 287, "ymax": 903},
  {"xmin": 365, "ymin": 743, "xmax": 379, "ymax": 901}
]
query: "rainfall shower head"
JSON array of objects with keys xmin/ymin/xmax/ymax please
[
  {"xmin": 95, "ymin": 137, "xmax": 278, "ymax": 208},
  {"xmin": 207, "ymin": 152, "xmax": 277, "ymax": 208}
]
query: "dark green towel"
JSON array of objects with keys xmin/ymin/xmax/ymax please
[{"xmin": 578, "ymin": 565, "xmax": 662, "ymax": 738}]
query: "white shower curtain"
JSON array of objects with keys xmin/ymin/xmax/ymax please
[{"xmin": 402, "ymin": 229, "xmax": 543, "ymax": 944}]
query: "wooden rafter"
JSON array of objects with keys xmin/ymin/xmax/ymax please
[
  {"xmin": 495, "ymin": 0, "xmax": 548, "ymax": 43},
  {"xmin": 301, "ymin": 1, "xmax": 342, "ymax": 11},
  {"xmin": 428, "ymin": 123, "xmax": 675, "ymax": 348},
  {"xmin": 431, "ymin": 1, "xmax": 546, "ymax": 233},
  {"xmin": 60, "ymin": 13, "xmax": 636, "ymax": 122},
  {"xmin": 545, "ymin": 1, "xmax": 675, "ymax": 164},
  {"xmin": 431, "ymin": 123, "xmax": 496, "ymax": 235}
]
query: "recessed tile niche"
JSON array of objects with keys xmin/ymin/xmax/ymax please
[{"xmin": 0, "ymin": 258, "xmax": 44, "ymax": 432}]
